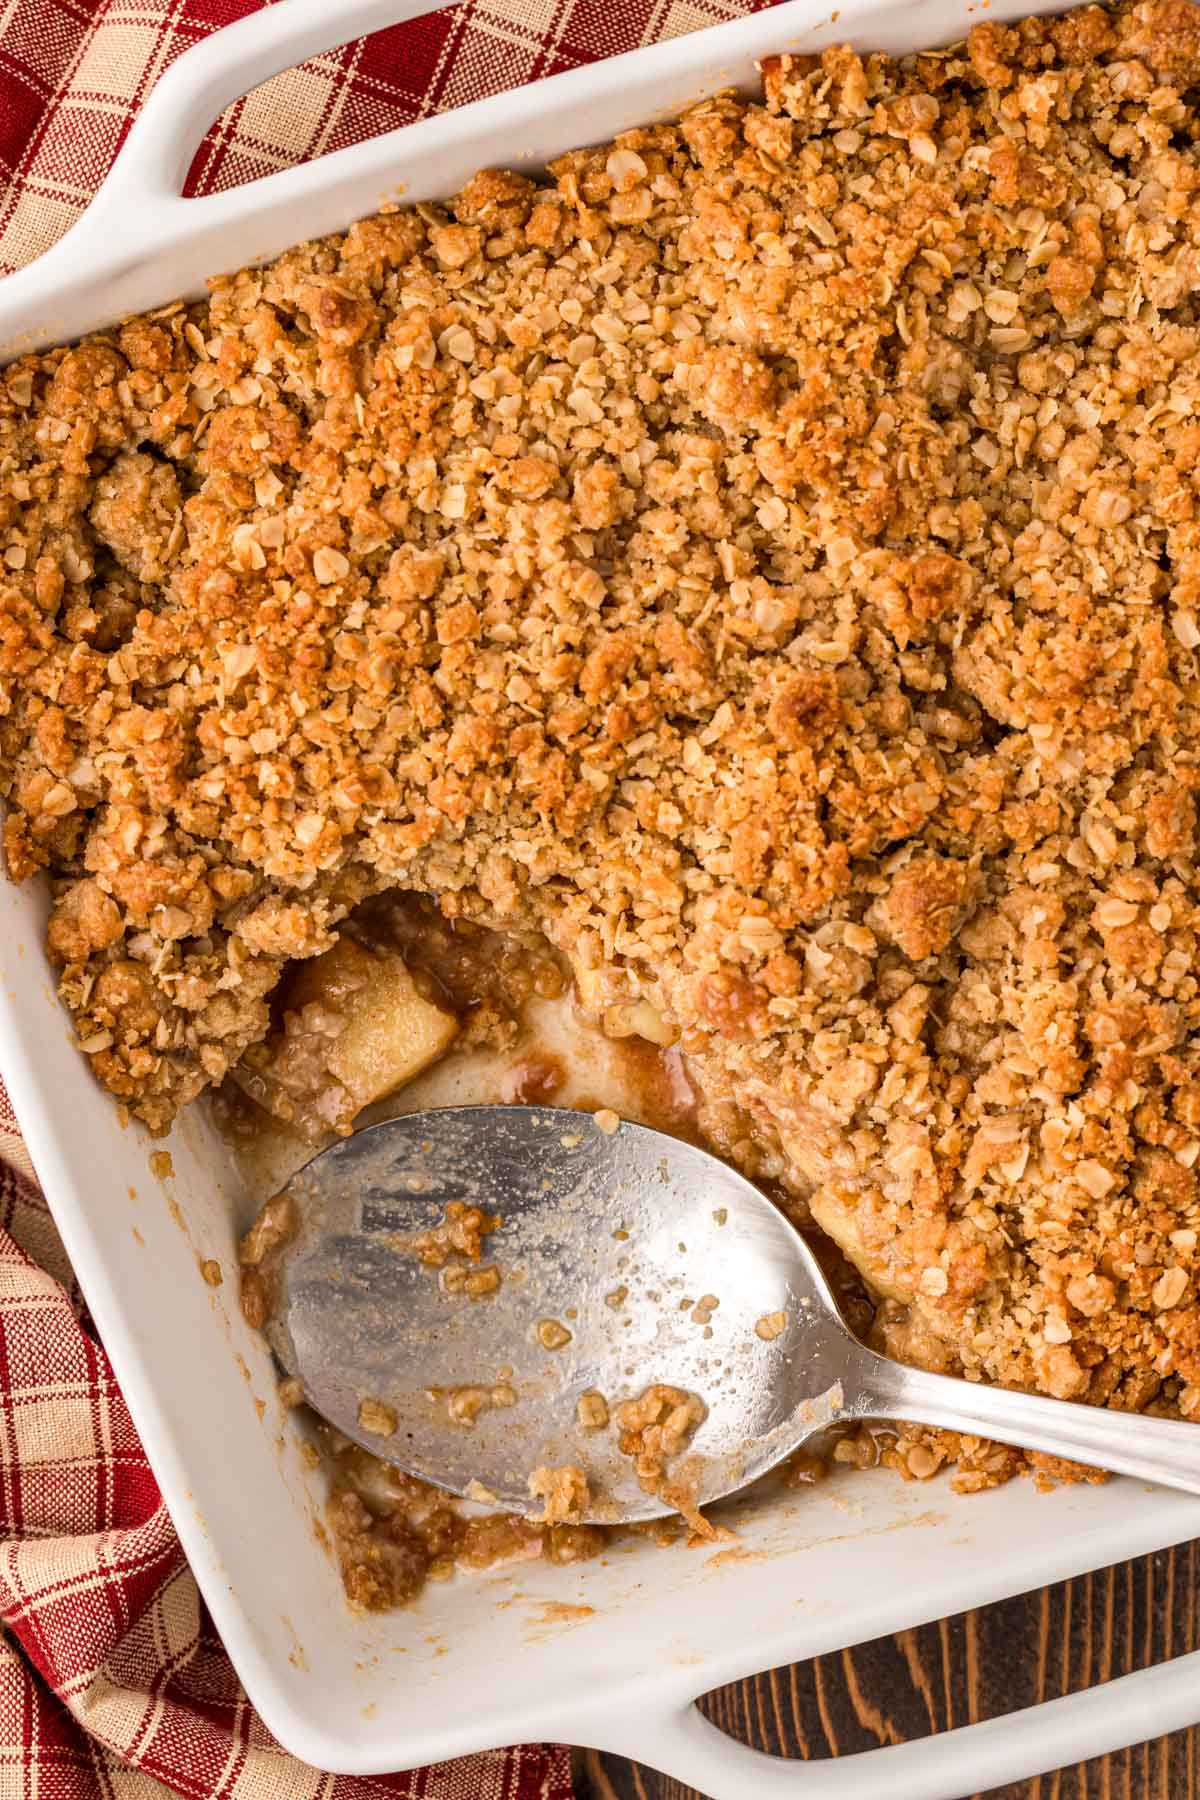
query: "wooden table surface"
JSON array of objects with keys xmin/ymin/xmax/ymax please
[{"xmin": 574, "ymin": 1542, "xmax": 1199, "ymax": 1799}]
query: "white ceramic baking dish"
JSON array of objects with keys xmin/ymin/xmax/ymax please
[{"xmin": 3, "ymin": 0, "xmax": 1200, "ymax": 1792}]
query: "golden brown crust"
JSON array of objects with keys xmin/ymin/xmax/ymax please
[{"xmin": 5, "ymin": 1, "xmax": 1200, "ymax": 1425}]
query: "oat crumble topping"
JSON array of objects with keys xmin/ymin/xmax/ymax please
[{"xmin": 4, "ymin": 2, "xmax": 1200, "ymax": 1531}]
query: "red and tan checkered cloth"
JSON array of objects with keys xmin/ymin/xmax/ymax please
[{"xmin": 0, "ymin": 0, "xmax": 773, "ymax": 1792}]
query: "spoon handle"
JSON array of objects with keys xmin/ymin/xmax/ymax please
[{"xmin": 859, "ymin": 1351, "xmax": 1200, "ymax": 1495}]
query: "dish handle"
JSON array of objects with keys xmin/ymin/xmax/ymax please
[
  {"xmin": 0, "ymin": 0, "xmax": 459, "ymax": 351},
  {"xmin": 588, "ymin": 1644, "xmax": 1200, "ymax": 1799},
  {"xmin": 74, "ymin": 0, "xmax": 462, "ymax": 213}
]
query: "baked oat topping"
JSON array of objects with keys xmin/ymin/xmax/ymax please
[{"xmin": 4, "ymin": 0, "xmax": 1200, "ymax": 1487}]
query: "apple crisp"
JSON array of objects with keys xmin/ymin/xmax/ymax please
[{"xmin": 4, "ymin": 0, "xmax": 1200, "ymax": 1558}]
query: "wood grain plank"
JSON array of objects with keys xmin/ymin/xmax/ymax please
[{"xmin": 575, "ymin": 1544, "xmax": 1200, "ymax": 1800}]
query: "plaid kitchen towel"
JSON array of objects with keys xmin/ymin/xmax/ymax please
[{"xmin": 0, "ymin": 0, "xmax": 772, "ymax": 1793}]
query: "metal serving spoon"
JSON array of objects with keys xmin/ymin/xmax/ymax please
[{"xmin": 265, "ymin": 1105, "xmax": 1200, "ymax": 1522}]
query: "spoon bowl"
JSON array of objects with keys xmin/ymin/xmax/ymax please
[
  {"xmin": 268, "ymin": 1105, "xmax": 855, "ymax": 1521},
  {"xmin": 267, "ymin": 1104, "xmax": 1200, "ymax": 1524}
]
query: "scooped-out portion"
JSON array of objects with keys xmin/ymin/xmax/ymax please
[
  {"xmin": 223, "ymin": 892, "xmax": 1088, "ymax": 1611},
  {"xmin": 221, "ymin": 892, "xmax": 744, "ymax": 1608}
]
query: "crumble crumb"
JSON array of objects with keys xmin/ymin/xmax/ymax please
[
  {"xmin": 442, "ymin": 1263, "xmax": 501, "ymax": 1298},
  {"xmin": 445, "ymin": 1385, "xmax": 487, "ymax": 1426},
  {"xmin": 239, "ymin": 1268, "xmax": 270, "ymax": 1331},
  {"xmin": 616, "ymin": 1384, "xmax": 707, "ymax": 1482},
  {"xmin": 357, "ymin": 1395, "xmax": 399, "ymax": 1438},
  {"xmin": 577, "ymin": 1389, "xmax": 610, "ymax": 1430},
  {"xmin": 238, "ymin": 1191, "xmax": 296, "ymax": 1267},
  {"xmin": 616, "ymin": 1383, "xmax": 719, "ymax": 1538},
  {"xmin": 528, "ymin": 1462, "xmax": 591, "ymax": 1524},
  {"xmin": 409, "ymin": 1199, "xmax": 499, "ymax": 1267},
  {"xmin": 427, "ymin": 1380, "xmax": 518, "ymax": 1425}
]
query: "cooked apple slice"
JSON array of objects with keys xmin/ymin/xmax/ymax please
[
  {"xmin": 232, "ymin": 936, "xmax": 458, "ymax": 1140},
  {"xmin": 317, "ymin": 942, "xmax": 459, "ymax": 1119}
]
